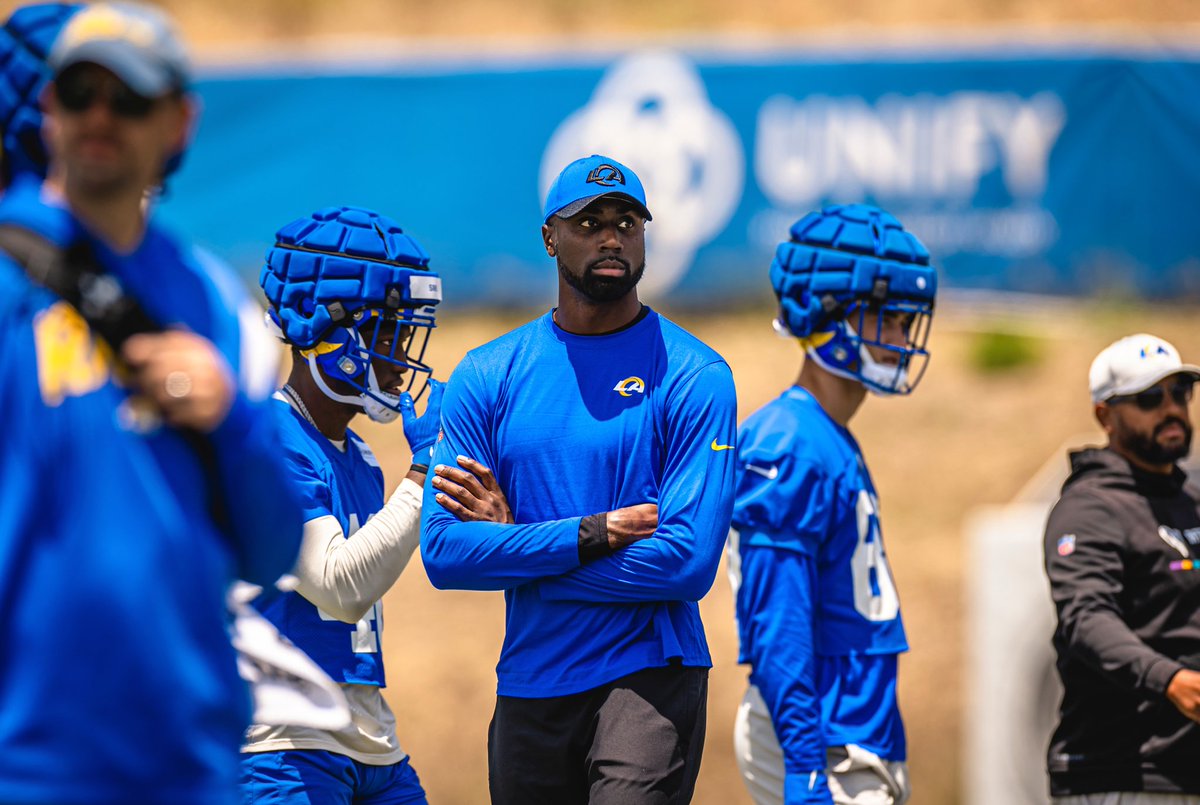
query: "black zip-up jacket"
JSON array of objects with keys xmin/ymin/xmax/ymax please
[{"xmin": 1043, "ymin": 446, "xmax": 1200, "ymax": 796}]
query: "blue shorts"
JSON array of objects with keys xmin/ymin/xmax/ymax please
[{"xmin": 240, "ymin": 750, "xmax": 427, "ymax": 805}]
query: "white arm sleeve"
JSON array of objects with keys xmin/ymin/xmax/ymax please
[{"xmin": 292, "ymin": 477, "xmax": 422, "ymax": 623}]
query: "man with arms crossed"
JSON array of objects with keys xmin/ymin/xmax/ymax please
[
  {"xmin": 422, "ymin": 154, "xmax": 738, "ymax": 804},
  {"xmin": 1044, "ymin": 334, "xmax": 1200, "ymax": 804},
  {"xmin": 728, "ymin": 204, "xmax": 937, "ymax": 805}
]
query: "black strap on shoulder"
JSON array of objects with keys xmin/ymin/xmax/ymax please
[
  {"xmin": 0, "ymin": 223, "xmax": 230, "ymax": 532},
  {"xmin": 0, "ymin": 224, "xmax": 161, "ymax": 346}
]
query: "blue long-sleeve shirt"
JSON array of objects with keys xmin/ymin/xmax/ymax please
[
  {"xmin": 729, "ymin": 387, "xmax": 907, "ymax": 803},
  {"xmin": 421, "ymin": 308, "xmax": 737, "ymax": 697},
  {"xmin": 0, "ymin": 179, "xmax": 303, "ymax": 805}
]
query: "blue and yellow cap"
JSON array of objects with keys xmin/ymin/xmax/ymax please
[{"xmin": 48, "ymin": 2, "xmax": 189, "ymax": 97}]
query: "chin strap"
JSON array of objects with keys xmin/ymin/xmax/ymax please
[
  {"xmin": 860, "ymin": 355, "xmax": 908, "ymax": 396},
  {"xmin": 796, "ymin": 320, "xmax": 908, "ymax": 397},
  {"xmin": 305, "ymin": 352, "xmax": 401, "ymax": 425}
]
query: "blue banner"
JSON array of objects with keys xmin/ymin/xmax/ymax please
[{"xmin": 157, "ymin": 44, "xmax": 1200, "ymax": 307}]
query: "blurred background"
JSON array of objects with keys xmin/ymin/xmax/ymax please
[{"xmin": 8, "ymin": 0, "xmax": 1199, "ymax": 801}]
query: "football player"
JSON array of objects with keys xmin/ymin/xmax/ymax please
[
  {"xmin": 728, "ymin": 204, "xmax": 938, "ymax": 805},
  {"xmin": 243, "ymin": 206, "xmax": 511, "ymax": 805}
]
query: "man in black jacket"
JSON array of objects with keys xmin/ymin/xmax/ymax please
[{"xmin": 1044, "ymin": 333, "xmax": 1200, "ymax": 804}]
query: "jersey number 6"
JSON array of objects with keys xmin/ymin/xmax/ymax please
[{"xmin": 852, "ymin": 491, "xmax": 900, "ymax": 622}]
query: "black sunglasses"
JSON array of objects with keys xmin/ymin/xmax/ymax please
[
  {"xmin": 1110, "ymin": 378, "xmax": 1195, "ymax": 412},
  {"xmin": 53, "ymin": 70, "xmax": 158, "ymax": 119}
]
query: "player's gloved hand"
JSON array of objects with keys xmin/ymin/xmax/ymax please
[{"xmin": 399, "ymin": 378, "xmax": 444, "ymax": 462}]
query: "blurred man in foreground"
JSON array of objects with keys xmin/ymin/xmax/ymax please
[
  {"xmin": 728, "ymin": 204, "xmax": 937, "ymax": 805},
  {"xmin": 1044, "ymin": 334, "xmax": 1200, "ymax": 804},
  {"xmin": 0, "ymin": 4, "xmax": 303, "ymax": 802}
]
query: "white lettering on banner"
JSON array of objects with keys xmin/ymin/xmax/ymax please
[
  {"xmin": 749, "ymin": 206, "xmax": 1060, "ymax": 259},
  {"xmin": 754, "ymin": 91, "xmax": 1066, "ymax": 257},
  {"xmin": 755, "ymin": 91, "xmax": 1065, "ymax": 207},
  {"xmin": 541, "ymin": 51, "xmax": 744, "ymax": 299}
]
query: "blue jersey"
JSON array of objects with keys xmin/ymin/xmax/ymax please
[
  {"xmin": 256, "ymin": 398, "xmax": 388, "ymax": 686},
  {"xmin": 422, "ymin": 308, "xmax": 737, "ymax": 698},
  {"xmin": 730, "ymin": 387, "xmax": 907, "ymax": 787},
  {"xmin": 0, "ymin": 179, "xmax": 303, "ymax": 804}
]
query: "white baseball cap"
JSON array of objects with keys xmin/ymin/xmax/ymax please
[{"xmin": 1088, "ymin": 333, "xmax": 1200, "ymax": 404}]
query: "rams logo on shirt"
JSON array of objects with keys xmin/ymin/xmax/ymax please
[
  {"xmin": 34, "ymin": 301, "xmax": 113, "ymax": 406},
  {"xmin": 613, "ymin": 376, "xmax": 645, "ymax": 397}
]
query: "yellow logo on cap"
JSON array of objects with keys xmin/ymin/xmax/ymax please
[
  {"xmin": 60, "ymin": 4, "xmax": 157, "ymax": 49},
  {"xmin": 1139, "ymin": 342, "xmax": 1171, "ymax": 359}
]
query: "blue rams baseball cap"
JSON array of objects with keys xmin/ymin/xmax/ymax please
[
  {"xmin": 48, "ymin": 2, "xmax": 190, "ymax": 97},
  {"xmin": 543, "ymin": 154, "xmax": 652, "ymax": 223}
]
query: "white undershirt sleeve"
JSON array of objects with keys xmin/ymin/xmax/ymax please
[{"xmin": 292, "ymin": 478, "xmax": 423, "ymax": 623}]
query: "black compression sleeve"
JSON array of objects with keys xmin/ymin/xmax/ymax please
[{"xmin": 578, "ymin": 513, "xmax": 612, "ymax": 564}]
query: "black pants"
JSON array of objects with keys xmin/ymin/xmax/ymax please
[{"xmin": 488, "ymin": 663, "xmax": 708, "ymax": 805}]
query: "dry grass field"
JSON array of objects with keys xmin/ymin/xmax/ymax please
[
  {"xmin": 4, "ymin": 0, "xmax": 1195, "ymax": 48},
  {"xmin": 151, "ymin": 1, "xmax": 1200, "ymax": 47},
  {"xmin": 349, "ymin": 299, "xmax": 1200, "ymax": 805}
]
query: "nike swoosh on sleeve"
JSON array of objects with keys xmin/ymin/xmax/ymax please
[
  {"xmin": 746, "ymin": 464, "xmax": 779, "ymax": 480},
  {"xmin": 711, "ymin": 439, "xmax": 735, "ymax": 451}
]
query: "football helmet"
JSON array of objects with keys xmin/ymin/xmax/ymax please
[
  {"xmin": 260, "ymin": 206, "xmax": 442, "ymax": 423},
  {"xmin": 770, "ymin": 203, "xmax": 937, "ymax": 395}
]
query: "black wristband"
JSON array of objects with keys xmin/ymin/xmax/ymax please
[
  {"xmin": 409, "ymin": 463, "xmax": 430, "ymax": 476},
  {"xmin": 578, "ymin": 513, "xmax": 613, "ymax": 564}
]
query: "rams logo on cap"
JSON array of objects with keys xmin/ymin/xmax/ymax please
[
  {"xmin": 586, "ymin": 164, "xmax": 625, "ymax": 187},
  {"xmin": 61, "ymin": 4, "xmax": 157, "ymax": 49},
  {"xmin": 613, "ymin": 376, "xmax": 645, "ymax": 397},
  {"xmin": 1140, "ymin": 343, "xmax": 1170, "ymax": 359}
]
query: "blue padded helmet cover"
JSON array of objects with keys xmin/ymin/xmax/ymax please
[
  {"xmin": 770, "ymin": 203, "xmax": 936, "ymax": 339},
  {"xmin": 0, "ymin": 3, "xmax": 81, "ymax": 184},
  {"xmin": 260, "ymin": 206, "xmax": 441, "ymax": 350}
]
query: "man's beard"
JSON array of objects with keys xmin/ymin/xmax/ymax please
[
  {"xmin": 1124, "ymin": 415, "xmax": 1193, "ymax": 465},
  {"xmin": 558, "ymin": 256, "xmax": 645, "ymax": 303}
]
